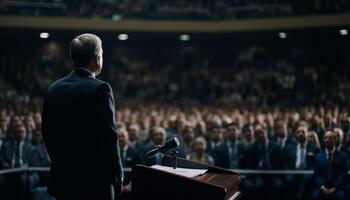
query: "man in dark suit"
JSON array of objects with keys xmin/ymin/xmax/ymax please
[
  {"xmin": 42, "ymin": 34, "xmax": 124, "ymax": 200},
  {"xmin": 312, "ymin": 130, "xmax": 349, "ymax": 200},
  {"xmin": 0, "ymin": 123, "xmax": 39, "ymax": 200},
  {"xmin": 247, "ymin": 123, "xmax": 283, "ymax": 200},
  {"xmin": 284, "ymin": 125, "xmax": 320, "ymax": 200},
  {"xmin": 216, "ymin": 123, "xmax": 247, "ymax": 169},
  {"xmin": 117, "ymin": 128, "xmax": 141, "ymax": 196},
  {"xmin": 205, "ymin": 125, "xmax": 222, "ymax": 163}
]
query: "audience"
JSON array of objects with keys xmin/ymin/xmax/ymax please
[{"xmin": 0, "ymin": 41, "xmax": 349, "ymax": 199}]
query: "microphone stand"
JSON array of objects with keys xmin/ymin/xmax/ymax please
[{"xmin": 168, "ymin": 150, "xmax": 179, "ymax": 169}]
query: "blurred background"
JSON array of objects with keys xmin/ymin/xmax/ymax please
[{"xmin": 0, "ymin": 0, "xmax": 350, "ymax": 200}]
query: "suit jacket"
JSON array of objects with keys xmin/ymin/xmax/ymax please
[
  {"xmin": 247, "ymin": 140, "xmax": 281, "ymax": 169},
  {"xmin": 284, "ymin": 141, "xmax": 319, "ymax": 169},
  {"xmin": 313, "ymin": 150, "xmax": 349, "ymax": 189},
  {"xmin": 42, "ymin": 69, "xmax": 124, "ymax": 197},
  {"xmin": 0, "ymin": 140, "xmax": 38, "ymax": 168},
  {"xmin": 215, "ymin": 140, "xmax": 247, "ymax": 169}
]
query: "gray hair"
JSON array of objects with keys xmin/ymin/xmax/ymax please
[{"xmin": 69, "ymin": 33, "xmax": 102, "ymax": 68}]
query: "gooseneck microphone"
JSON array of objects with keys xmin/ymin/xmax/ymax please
[{"xmin": 145, "ymin": 137, "xmax": 180, "ymax": 158}]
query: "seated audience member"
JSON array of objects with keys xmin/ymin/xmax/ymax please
[
  {"xmin": 312, "ymin": 130, "xmax": 349, "ymax": 200},
  {"xmin": 186, "ymin": 137, "xmax": 214, "ymax": 165},
  {"xmin": 310, "ymin": 115, "xmax": 325, "ymax": 148},
  {"xmin": 333, "ymin": 127, "xmax": 346, "ymax": 152},
  {"xmin": 178, "ymin": 122, "xmax": 194, "ymax": 158},
  {"xmin": 247, "ymin": 123, "xmax": 282, "ymax": 200},
  {"xmin": 127, "ymin": 124, "xmax": 144, "ymax": 152},
  {"xmin": 216, "ymin": 123, "xmax": 246, "ymax": 169},
  {"xmin": 118, "ymin": 128, "xmax": 141, "ymax": 169},
  {"xmin": 0, "ymin": 123, "xmax": 39, "ymax": 200},
  {"xmin": 285, "ymin": 125, "xmax": 320, "ymax": 170},
  {"xmin": 307, "ymin": 130, "xmax": 321, "ymax": 149},
  {"xmin": 273, "ymin": 120, "xmax": 294, "ymax": 151},
  {"xmin": 0, "ymin": 124, "xmax": 39, "ymax": 168},
  {"xmin": 205, "ymin": 123, "xmax": 223, "ymax": 161},
  {"xmin": 273, "ymin": 120, "xmax": 294, "ymax": 170},
  {"xmin": 144, "ymin": 126, "xmax": 167, "ymax": 166},
  {"xmin": 118, "ymin": 128, "xmax": 141, "ymax": 194},
  {"xmin": 285, "ymin": 125, "xmax": 320, "ymax": 200},
  {"xmin": 241, "ymin": 124, "xmax": 254, "ymax": 149},
  {"xmin": 127, "ymin": 124, "xmax": 140, "ymax": 146},
  {"xmin": 248, "ymin": 124, "xmax": 280, "ymax": 169}
]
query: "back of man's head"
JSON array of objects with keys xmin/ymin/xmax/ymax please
[{"xmin": 69, "ymin": 33, "xmax": 101, "ymax": 68}]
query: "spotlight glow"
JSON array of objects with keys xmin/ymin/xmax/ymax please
[
  {"xmin": 40, "ymin": 32, "xmax": 49, "ymax": 39},
  {"xmin": 279, "ymin": 32, "xmax": 287, "ymax": 39},
  {"xmin": 118, "ymin": 34, "xmax": 128, "ymax": 41},
  {"xmin": 340, "ymin": 29, "xmax": 348, "ymax": 35},
  {"xmin": 179, "ymin": 34, "xmax": 190, "ymax": 41}
]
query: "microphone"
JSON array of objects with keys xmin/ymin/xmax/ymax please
[{"xmin": 145, "ymin": 137, "xmax": 180, "ymax": 158}]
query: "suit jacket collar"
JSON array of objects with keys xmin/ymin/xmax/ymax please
[{"xmin": 72, "ymin": 68, "xmax": 95, "ymax": 78}]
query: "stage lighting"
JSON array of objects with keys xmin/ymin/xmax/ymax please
[
  {"xmin": 118, "ymin": 34, "xmax": 128, "ymax": 41},
  {"xmin": 40, "ymin": 32, "xmax": 49, "ymax": 39},
  {"xmin": 340, "ymin": 29, "xmax": 348, "ymax": 36},
  {"xmin": 180, "ymin": 34, "xmax": 190, "ymax": 41},
  {"xmin": 279, "ymin": 32, "xmax": 287, "ymax": 39}
]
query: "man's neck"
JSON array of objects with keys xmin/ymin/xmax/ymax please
[{"xmin": 76, "ymin": 67, "xmax": 95, "ymax": 78}]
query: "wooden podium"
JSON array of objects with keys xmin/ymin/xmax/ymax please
[{"xmin": 132, "ymin": 156, "xmax": 241, "ymax": 200}]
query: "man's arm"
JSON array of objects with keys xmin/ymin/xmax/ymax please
[{"xmin": 95, "ymin": 83, "xmax": 124, "ymax": 187}]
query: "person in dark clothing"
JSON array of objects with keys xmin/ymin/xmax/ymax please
[
  {"xmin": 312, "ymin": 130, "xmax": 349, "ymax": 200},
  {"xmin": 284, "ymin": 125, "xmax": 320, "ymax": 200},
  {"xmin": 247, "ymin": 123, "xmax": 283, "ymax": 200},
  {"xmin": 0, "ymin": 123, "xmax": 39, "ymax": 200},
  {"xmin": 42, "ymin": 34, "xmax": 124, "ymax": 200},
  {"xmin": 216, "ymin": 123, "xmax": 247, "ymax": 169}
]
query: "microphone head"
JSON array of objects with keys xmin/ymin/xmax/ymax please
[{"xmin": 164, "ymin": 137, "xmax": 180, "ymax": 149}]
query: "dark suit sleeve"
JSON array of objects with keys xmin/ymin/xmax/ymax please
[{"xmin": 95, "ymin": 83, "xmax": 124, "ymax": 183}]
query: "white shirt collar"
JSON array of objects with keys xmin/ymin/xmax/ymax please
[
  {"xmin": 325, "ymin": 148, "xmax": 336, "ymax": 155},
  {"xmin": 76, "ymin": 67, "xmax": 95, "ymax": 78}
]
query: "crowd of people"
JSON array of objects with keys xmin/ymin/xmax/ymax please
[
  {"xmin": 1, "ymin": 0, "xmax": 349, "ymax": 19},
  {"xmin": 0, "ymin": 100, "xmax": 350, "ymax": 199},
  {"xmin": 0, "ymin": 40, "xmax": 349, "ymax": 199}
]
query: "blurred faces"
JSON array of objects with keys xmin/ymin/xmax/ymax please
[
  {"xmin": 194, "ymin": 137, "xmax": 206, "ymax": 154},
  {"xmin": 306, "ymin": 131, "xmax": 316, "ymax": 144},
  {"xmin": 324, "ymin": 131, "xmax": 336, "ymax": 150},
  {"xmin": 118, "ymin": 128, "xmax": 128, "ymax": 147},
  {"xmin": 26, "ymin": 116, "xmax": 36, "ymax": 130},
  {"xmin": 242, "ymin": 125, "xmax": 254, "ymax": 142},
  {"xmin": 182, "ymin": 124, "xmax": 194, "ymax": 144},
  {"xmin": 296, "ymin": 126, "xmax": 307, "ymax": 144},
  {"xmin": 128, "ymin": 124, "xmax": 139, "ymax": 142},
  {"xmin": 210, "ymin": 127, "xmax": 222, "ymax": 143},
  {"xmin": 227, "ymin": 124, "xmax": 239, "ymax": 142},
  {"xmin": 15, "ymin": 125, "xmax": 27, "ymax": 141},
  {"xmin": 275, "ymin": 121, "xmax": 287, "ymax": 138},
  {"xmin": 153, "ymin": 127, "xmax": 166, "ymax": 145},
  {"xmin": 255, "ymin": 124, "xmax": 267, "ymax": 143},
  {"xmin": 333, "ymin": 127, "xmax": 343, "ymax": 148}
]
